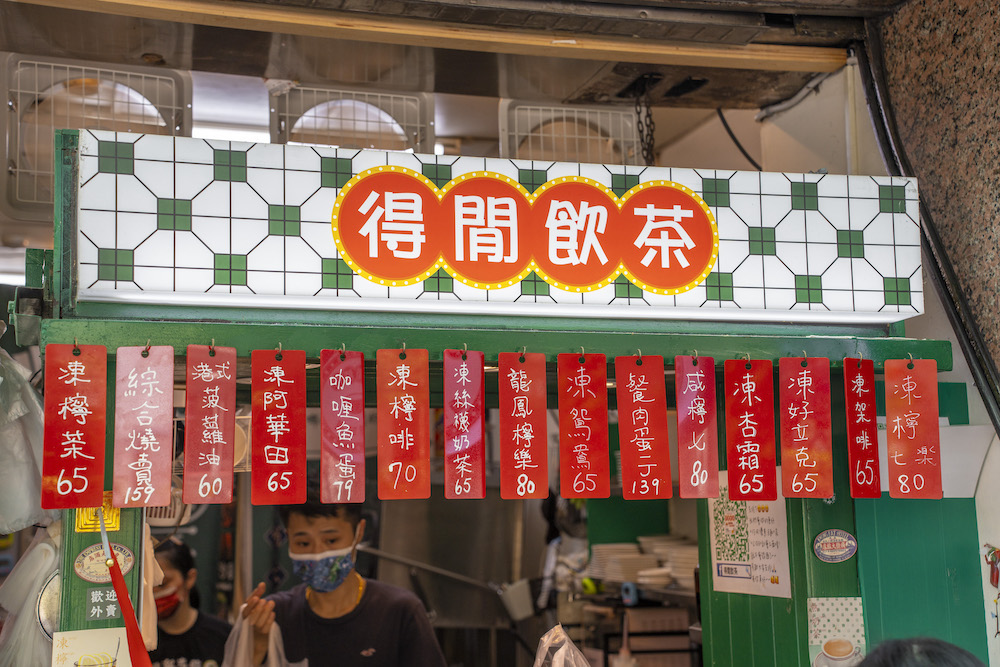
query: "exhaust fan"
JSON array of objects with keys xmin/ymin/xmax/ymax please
[
  {"xmin": 0, "ymin": 52, "xmax": 192, "ymax": 240},
  {"xmin": 499, "ymin": 100, "xmax": 640, "ymax": 165}
]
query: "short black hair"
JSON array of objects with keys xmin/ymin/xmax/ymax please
[
  {"xmin": 859, "ymin": 638, "xmax": 985, "ymax": 667},
  {"xmin": 277, "ymin": 478, "xmax": 362, "ymax": 531}
]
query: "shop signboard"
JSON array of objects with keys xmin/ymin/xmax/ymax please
[
  {"xmin": 73, "ymin": 132, "xmax": 923, "ymax": 326},
  {"xmin": 183, "ymin": 344, "xmax": 237, "ymax": 505},
  {"xmin": 724, "ymin": 359, "xmax": 777, "ymax": 501},
  {"xmin": 884, "ymin": 358, "xmax": 942, "ymax": 499},
  {"xmin": 112, "ymin": 345, "xmax": 173, "ymax": 508},
  {"xmin": 41, "ymin": 344, "xmax": 107, "ymax": 509},
  {"xmin": 558, "ymin": 353, "xmax": 611, "ymax": 499},
  {"xmin": 844, "ymin": 357, "xmax": 881, "ymax": 498},
  {"xmin": 251, "ymin": 348, "xmax": 307, "ymax": 504},
  {"xmin": 497, "ymin": 351, "xmax": 548, "ymax": 499},
  {"xmin": 778, "ymin": 356, "xmax": 833, "ymax": 498},
  {"xmin": 320, "ymin": 349, "xmax": 366, "ymax": 503},
  {"xmin": 443, "ymin": 349, "xmax": 486, "ymax": 499},
  {"xmin": 675, "ymin": 354, "xmax": 720, "ymax": 498},
  {"xmin": 377, "ymin": 348, "xmax": 431, "ymax": 499},
  {"xmin": 614, "ymin": 354, "xmax": 672, "ymax": 499}
]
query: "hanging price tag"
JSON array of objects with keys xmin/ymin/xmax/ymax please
[
  {"xmin": 498, "ymin": 352, "xmax": 548, "ymax": 499},
  {"xmin": 41, "ymin": 344, "xmax": 107, "ymax": 509},
  {"xmin": 320, "ymin": 350, "xmax": 366, "ymax": 504},
  {"xmin": 844, "ymin": 358, "xmax": 881, "ymax": 498},
  {"xmin": 778, "ymin": 357, "xmax": 833, "ymax": 498},
  {"xmin": 675, "ymin": 355, "xmax": 719, "ymax": 498},
  {"xmin": 724, "ymin": 359, "xmax": 777, "ymax": 501},
  {"xmin": 251, "ymin": 349, "xmax": 307, "ymax": 505},
  {"xmin": 183, "ymin": 345, "xmax": 236, "ymax": 504},
  {"xmin": 558, "ymin": 353, "xmax": 610, "ymax": 499},
  {"xmin": 885, "ymin": 358, "xmax": 941, "ymax": 499},
  {"xmin": 113, "ymin": 346, "xmax": 174, "ymax": 508},
  {"xmin": 615, "ymin": 355, "xmax": 671, "ymax": 499},
  {"xmin": 377, "ymin": 348, "xmax": 430, "ymax": 499},
  {"xmin": 444, "ymin": 349, "xmax": 486, "ymax": 499}
]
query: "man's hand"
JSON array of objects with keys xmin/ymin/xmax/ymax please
[{"xmin": 243, "ymin": 582, "xmax": 276, "ymax": 666}]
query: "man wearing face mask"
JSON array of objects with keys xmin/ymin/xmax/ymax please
[{"xmin": 222, "ymin": 487, "xmax": 446, "ymax": 667}]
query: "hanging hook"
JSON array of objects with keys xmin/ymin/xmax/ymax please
[
  {"xmin": 580, "ymin": 346, "xmax": 585, "ymax": 356},
  {"xmin": 143, "ymin": 339, "xmax": 152, "ymax": 354},
  {"xmin": 741, "ymin": 352, "xmax": 751, "ymax": 362},
  {"xmin": 209, "ymin": 338, "xmax": 216, "ymax": 354},
  {"xmin": 275, "ymin": 342, "xmax": 283, "ymax": 359},
  {"xmin": 907, "ymin": 352, "xmax": 914, "ymax": 360},
  {"xmin": 636, "ymin": 348, "xmax": 642, "ymax": 359},
  {"xmin": 340, "ymin": 343, "xmax": 346, "ymax": 352},
  {"xmin": 802, "ymin": 350, "xmax": 808, "ymax": 359},
  {"xmin": 73, "ymin": 337, "xmax": 80, "ymax": 351},
  {"xmin": 402, "ymin": 342, "xmax": 407, "ymax": 351},
  {"xmin": 692, "ymin": 349, "xmax": 698, "ymax": 362},
  {"xmin": 521, "ymin": 346, "xmax": 527, "ymax": 355},
  {"xmin": 462, "ymin": 343, "xmax": 468, "ymax": 353}
]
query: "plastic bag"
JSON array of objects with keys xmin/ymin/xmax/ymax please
[
  {"xmin": 0, "ymin": 522, "xmax": 61, "ymax": 667},
  {"xmin": 533, "ymin": 624, "xmax": 591, "ymax": 667},
  {"xmin": 0, "ymin": 333, "xmax": 58, "ymax": 534}
]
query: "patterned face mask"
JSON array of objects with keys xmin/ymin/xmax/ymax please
[{"xmin": 289, "ymin": 545, "xmax": 355, "ymax": 592}]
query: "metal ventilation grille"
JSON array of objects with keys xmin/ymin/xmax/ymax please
[
  {"xmin": 499, "ymin": 100, "xmax": 640, "ymax": 165},
  {"xmin": 271, "ymin": 86, "xmax": 434, "ymax": 153},
  {"xmin": 2, "ymin": 52, "xmax": 191, "ymax": 221}
]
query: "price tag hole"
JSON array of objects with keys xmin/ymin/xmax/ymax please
[
  {"xmin": 73, "ymin": 348, "xmax": 81, "ymax": 356},
  {"xmin": 340, "ymin": 354, "xmax": 346, "ymax": 361},
  {"xmin": 461, "ymin": 353, "xmax": 467, "ymax": 361},
  {"xmin": 578, "ymin": 356, "xmax": 585, "ymax": 363},
  {"xmin": 800, "ymin": 359, "xmax": 808, "ymax": 368},
  {"xmin": 691, "ymin": 357, "xmax": 699, "ymax": 366},
  {"xmin": 907, "ymin": 362, "xmax": 914, "ymax": 369},
  {"xmin": 745, "ymin": 362, "xmax": 752, "ymax": 370},
  {"xmin": 635, "ymin": 358, "xmax": 643, "ymax": 366},
  {"xmin": 399, "ymin": 352, "xmax": 407, "ymax": 360},
  {"xmin": 518, "ymin": 355, "xmax": 526, "ymax": 363},
  {"xmin": 141, "ymin": 350, "xmax": 149, "ymax": 358},
  {"xmin": 275, "ymin": 353, "xmax": 283, "ymax": 361},
  {"xmin": 209, "ymin": 349, "xmax": 216, "ymax": 357}
]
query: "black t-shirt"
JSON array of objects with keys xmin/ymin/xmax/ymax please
[
  {"xmin": 150, "ymin": 611, "xmax": 232, "ymax": 667},
  {"xmin": 269, "ymin": 581, "xmax": 446, "ymax": 666}
]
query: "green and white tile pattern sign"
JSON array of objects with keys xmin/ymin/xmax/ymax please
[{"xmin": 73, "ymin": 131, "xmax": 922, "ymax": 324}]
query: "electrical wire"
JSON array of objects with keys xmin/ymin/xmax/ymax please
[{"xmin": 716, "ymin": 108, "xmax": 762, "ymax": 171}]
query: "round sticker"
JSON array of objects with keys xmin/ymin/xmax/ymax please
[
  {"xmin": 73, "ymin": 543, "xmax": 135, "ymax": 583},
  {"xmin": 813, "ymin": 529, "xmax": 858, "ymax": 563}
]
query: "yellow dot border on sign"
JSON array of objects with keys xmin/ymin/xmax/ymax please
[{"xmin": 331, "ymin": 168, "xmax": 718, "ymax": 294}]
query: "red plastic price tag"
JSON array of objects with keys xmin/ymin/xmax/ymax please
[
  {"xmin": 844, "ymin": 358, "xmax": 881, "ymax": 498},
  {"xmin": 498, "ymin": 352, "xmax": 548, "ymax": 499},
  {"xmin": 41, "ymin": 344, "xmax": 107, "ymax": 509},
  {"xmin": 377, "ymin": 348, "xmax": 430, "ymax": 499},
  {"xmin": 558, "ymin": 353, "xmax": 610, "ymax": 499},
  {"xmin": 778, "ymin": 357, "xmax": 833, "ymax": 498},
  {"xmin": 724, "ymin": 359, "xmax": 777, "ymax": 501},
  {"xmin": 113, "ymin": 346, "xmax": 174, "ymax": 508},
  {"xmin": 444, "ymin": 349, "xmax": 486, "ymax": 499},
  {"xmin": 675, "ymin": 355, "xmax": 719, "ymax": 498},
  {"xmin": 615, "ymin": 355, "xmax": 671, "ymax": 499},
  {"xmin": 320, "ymin": 350, "xmax": 366, "ymax": 504},
  {"xmin": 885, "ymin": 358, "xmax": 941, "ymax": 499},
  {"xmin": 251, "ymin": 349, "xmax": 307, "ymax": 505},
  {"xmin": 183, "ymin": 345, "xmax": 236, "ymax": 504}
]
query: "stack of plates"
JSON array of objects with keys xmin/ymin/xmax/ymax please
[
  {"xmin": 588, "ymin": 543, "xmax": 640, "ymax": 580},
  {"xmin": 603, "ymin": 554, "xmax": 661, "ymax": 583},
  {"xmin": 661, "ymin": 543, "xmax": 700, "ymax": 589},
  {"xmin": 636, "ymin": 566, "xmax": 674, "ymax": 587}
]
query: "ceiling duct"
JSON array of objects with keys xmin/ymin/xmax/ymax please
[
  {"xmin": 499, "ymin": 100, "xmax": 640, "ymax": 166},
  {"xmin": 0, "ymin": 52, "xmax": 192, "ymax": 242},
  {"xmin": 270, "ymin": 84, "xmax": 434, "ymax": 153}
]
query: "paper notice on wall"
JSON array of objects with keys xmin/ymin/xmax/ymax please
[{"xmin": 709, "ymin": 468, "xmax": 791, "ymax": 598}]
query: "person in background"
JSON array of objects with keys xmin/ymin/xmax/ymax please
[
  {"xmin": 858, "ymin": 637, "xmax": 985, "ymax": 667},
  {"xmin": 150, "ymin": 538, "xmax": 232, "ymax": 667},
  {"xmin": 222, "ymin": 483, "xmax": 446, "ymax": 667}
]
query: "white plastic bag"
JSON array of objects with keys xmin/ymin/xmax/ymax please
[
  {"xmin": 0, "ymin": 335, "xmax": 58, "ymax": 534},
  {"xmin": 533, "ymin": 624, "xmax": 591, "ymax": 667}
]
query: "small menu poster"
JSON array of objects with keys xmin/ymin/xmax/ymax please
[{"xmin": 709, "ymin": 468, "xmax": 791, "ymax": 598}]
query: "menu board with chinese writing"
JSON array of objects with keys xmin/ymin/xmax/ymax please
[
  {"xmin": 844, "ymin": 357, "xmax": 880, "ymax": 498},
  {"xmin": 377, "ymin": 348, "xmax": 431, "ymax": 499},
  {"xmin": 183, "ymin": 345, "xmax": 237, "ymax": 504},
  {"xmin": 709, "ymin": 468, "xmax": 791, "ymax": 598},
  {"xmin": 251, "ymin": 349, "xmax": 307, "ymax": 505},
  {"xmin": 675, "ymin": 355, "xmax": 719, "ymax": 498},
  {"xmin": 615, "ymin": 354, "xmax": 671, "ymax": 499},
  {"xmin": 558, "ymin": 353, "xmax": 610, "ymax": 499},
  {"xmin": 778, "ymin": 357, "xmax": 833, "ymax": 498},
  {"xmin": 320, "ymin": 349, "xmax": 366, "ymax": 503},
  {"xmin": 41, "ymin": 344, "xmax": 107, "ymax": 509},
  {"xmin": 724, "ymin": 359, "xmax": 777, "ymax": 501},
  {"xmin": 885, "ymin": 358, "xmax": 941, "ymax": 499},
  {"xmin": 444, "ymin": 349, "xmax": 486, "ymax": 499},
  {"xmin": 498, "ymin": 352, "xmax": 548, "ymax": 499},
  {"xmin": 113, "ymin": 345, "xmax": 173, "ymax": 507}
]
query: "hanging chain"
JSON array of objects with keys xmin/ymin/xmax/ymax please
[{"xmin": 634, "ymin": 80, "xmax": 656, "ymax": 166}]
